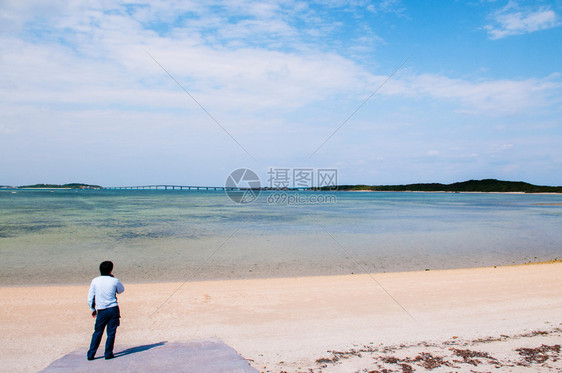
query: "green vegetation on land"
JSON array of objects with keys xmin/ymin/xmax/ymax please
[
  {"xmin": 328, "ymin": 179, "xmax": 562, "ymax": 193},
  {"xmin": 17, "ymin": 183, "xmax": 102, "ymax": 189}
]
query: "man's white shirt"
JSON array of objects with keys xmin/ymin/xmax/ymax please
[{"xmin": 88, "ymin": 276, "xmax": 125, "ymax": 311}]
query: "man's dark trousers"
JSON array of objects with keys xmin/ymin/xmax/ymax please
[{"xmin": 88, "ymin": 306, "xmax": 120, "ymax": 359}]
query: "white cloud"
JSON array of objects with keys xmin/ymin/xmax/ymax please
[
  {"xmin": 366, "ymin": 0, "xmax": 405, "ymax": 15},
  {"xmin": 4, "ymin": 20, "xmax": 557, "ymax": 123},
  {"xmin": 4, "ymin": 0, "xmax": 557, "ymax": 118},
  {"xmin": 0, "ymin": 0, "xmax": 385, "ymax": 115},
  {"xmin": 485, "ymin": 3, "xmax": 560, "ymax": 39},
  {"xmin": 384, "ymin": 73, "xmax": 561, "ymax": 115},
  {"xmin": 0, "ymin": 33, "xmax": 373, "ymax": 114}
]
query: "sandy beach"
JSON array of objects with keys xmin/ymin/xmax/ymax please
[{"xmin": 1, "ymin": 262, "xmax": 561, "ymax": 372}]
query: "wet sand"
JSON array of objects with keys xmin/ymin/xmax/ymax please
[{"xmin": 1, "ymin": 262, "xmax": 561, "ymax": 372}]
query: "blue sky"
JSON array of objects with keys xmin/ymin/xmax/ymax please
[{"xmin": 1, "ymin": 0, "xmax": 561, "ymax": 186}]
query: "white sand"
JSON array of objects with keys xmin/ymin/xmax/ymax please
[{"xmin": 1, "ymin": 262, "xmax": 561, "ymax": 372}]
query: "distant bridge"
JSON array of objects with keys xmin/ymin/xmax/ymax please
[{"xmin": 104, "ymin": 185, "xmax": 236, "ymax": 191}]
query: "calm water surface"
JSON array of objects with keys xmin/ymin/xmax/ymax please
[{"xmin": 1, "ymin": 189, "xmax": 561, "ymax": 285}]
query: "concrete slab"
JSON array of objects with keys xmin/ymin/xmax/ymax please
[{"xmin": 40, "ymin": 339, "xmax": 258, "ymax": 373}]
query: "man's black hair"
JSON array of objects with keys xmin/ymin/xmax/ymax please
[{"xmin": 99, "ymin": 261, "xmax": 113, "ymax": 276}]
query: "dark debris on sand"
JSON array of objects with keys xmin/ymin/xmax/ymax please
[
  {"xmin": 450, "ymin": 348, "xmax": 500, "ymax": 367},
  {"xmin": 311, "ymin": 327, "xmax": 561, "ymax": 372},
  {"xmin": 409, "ymin": 352, "xmax": 453, "ymax": 370},
  {"xmin": 516, "ymin": 344, "xmax": 560, "ymax": 365}
]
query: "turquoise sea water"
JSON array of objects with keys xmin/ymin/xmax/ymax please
[{"xmin": 1, "ymin": 189, "xmax": 561, "ymax": 285}]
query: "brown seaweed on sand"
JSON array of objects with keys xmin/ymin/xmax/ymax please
[
  {"xmin": 450, "ymin": 348, "xmax": 500, "ymax": 366},
  {"xmin": 409, "ymin": 352, "xmax": 452, "ymax": 370},
  {"xmin": 516, "ymin": 344, "xmax": 560, "ymax": 365}
]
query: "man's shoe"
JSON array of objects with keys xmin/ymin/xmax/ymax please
[
  {"xmin": 87, "ymin": 356, "xmax": 95, "ymax": 361},
  {"xmin": 105, "ymin": 354, "xmax": 115, "ymax": 360}
]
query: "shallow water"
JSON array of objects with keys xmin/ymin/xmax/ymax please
[{"xmin": 1, "ymin": 189, "xmax": 561, "ymax": 285}]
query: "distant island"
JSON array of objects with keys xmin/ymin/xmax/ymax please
[
  {"xmin": 327, "ymin": 179, "xmax": 562, "ymax": 193},
  {"xmin": 15, "ymin": 183, "xmax": 102, "ymax": 189}
]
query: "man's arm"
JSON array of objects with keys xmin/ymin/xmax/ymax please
[
  {"xmin": 116, "ymin": 279, "xmax": 124, "ymax": 294},
  {"xmin": 87, "ymin": 281, "xmax": 96, "ymax": 311},
  {"xmin": 88, "ymin": 280, "xmax": 97, "ymax": 318}
]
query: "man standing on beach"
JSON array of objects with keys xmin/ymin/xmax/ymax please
[{"xmin": 87, "ymin": 261, "xmax": 125, "ymax": 360}]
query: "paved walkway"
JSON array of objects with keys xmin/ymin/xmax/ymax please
[{"xmin": 40, "ymin": 339, "xmax": 258, "ymax": 373}]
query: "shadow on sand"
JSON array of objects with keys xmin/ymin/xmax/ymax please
[{"xmin": 113, "ymin": 341, "xmax": 167, "ymax": 358}]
